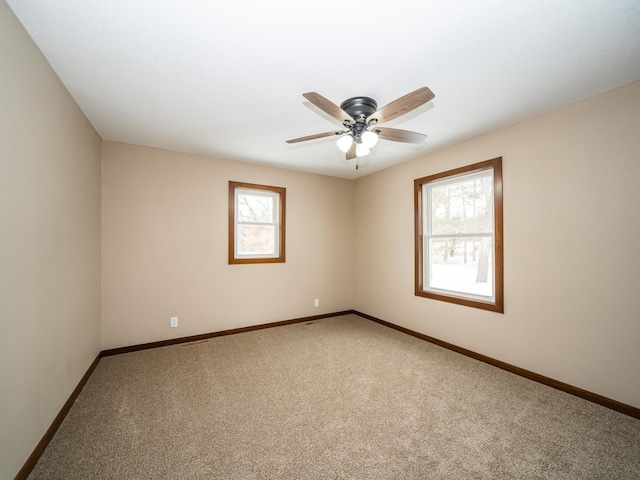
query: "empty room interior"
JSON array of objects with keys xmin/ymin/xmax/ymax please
[{"xmin": 1, "ymin": 1, "xmax": 640, "ymax": 478}]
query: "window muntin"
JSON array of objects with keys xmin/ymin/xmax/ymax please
[
  {"xmin": 415, "ymin": 158, "xmax": 503, "ymax": 312},
  {"xmin": 229, "ymin": 182, "xmax": 285, "ymax": 264}
]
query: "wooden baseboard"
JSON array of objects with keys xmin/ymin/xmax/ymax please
[
  {"xmin": 14, "ymin": 354, "xmax": 102, "ymax": 480},
  {"xmin": 101, "ymin": 310, "xmax": 356, "ymax": 356},
  {"xmin": 353, "ymin": 310, "xmax": 640, "ymax": 419}
]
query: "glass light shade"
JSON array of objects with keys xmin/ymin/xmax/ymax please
[
  {"xmin": 361, "ymin": 130, "xmax": 379, "ymax": 148},
  {"xmin": 356, "ymin": 143, "xmax": 370, "ymax": 157},
  {"xmin": 337, "ymin": 135, "xmax": 353, "ymax": 152}
]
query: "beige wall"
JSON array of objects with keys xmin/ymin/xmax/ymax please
[
  {"xmin": 354, "ymin": 80, "xmax": 640, "ymax": 408},
  {"xmin": 101, "ymin": 142, "xmax": 355, "ymax": 349},
  {"xmin": 0, "ymin": 1, "xmax": 102, "ymax": 478}
]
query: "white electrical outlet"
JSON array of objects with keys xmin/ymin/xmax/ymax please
[
  {"xmin": 314, "ymin": 299, "xmax": 319, "ymax": 307},
  {"xmin": 170, "ymin": 316, "xmax": 178, "ymax": 327}
]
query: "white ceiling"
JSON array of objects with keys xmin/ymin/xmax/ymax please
[{"xmin": 7, "ymin": 0, "xmax": 640, "ymax": 179}]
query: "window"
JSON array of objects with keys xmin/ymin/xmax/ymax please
[
  {"xmin": 414, "ymin": 157, "xmax": 503, "ymax": 312},
  {"xmin": 229, "ymin": 181, "xmax": 286, "ymax": 264}
]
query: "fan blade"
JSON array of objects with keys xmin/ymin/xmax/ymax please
[
  {"xmin": 346, "ymin": 141, "xmax": 357, "ymax": 160},
  {"xmin": 366, "ymin": 87, "xmax": 435, "ymax": 125},
  {"xmin": 376, "ymin": 127, "xmax": 427, "ymax": 144},
  {"xmin": 303, "ymin": 92, "xmax": 355, "ymax": 125},
  {"xmin": 286, "ymin": 131, "xmax": 342, "ymax": 144}
]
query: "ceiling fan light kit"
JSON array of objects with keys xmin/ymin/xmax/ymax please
[
  {"xmin": 286, "ymin": 87, "xmax": 435, "ymax": 169},
  {"xmin": 337, "ymin": 134, "xmax": 354, "ymax": 152},
  {"xmin": 355, "ymin": 143, "xmax": 370, "ymax": 157},
  {"xmin": 361, "ymin": 130, "xmax": 379, "ymax": 148}
]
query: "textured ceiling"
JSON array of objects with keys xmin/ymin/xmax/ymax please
[{"xmin": 6, "ymin": 0, "xmax": 640, "ymax": 179}]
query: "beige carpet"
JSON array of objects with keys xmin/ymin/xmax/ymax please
[{"xmin": 28, "ymin": 314, "xmax": 640, "ymax": 479}]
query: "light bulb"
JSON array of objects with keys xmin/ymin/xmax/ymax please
[
  {"xmin": 356, "ymin": 143, "xmax": 370, "ymax": 157},
  {"xmin": 337, "ymin": 135, "xmax": 353, "ymax": 153},
  {"xmin": 361, "ymin": 130, "xmax": 379, "ymax": 148}
]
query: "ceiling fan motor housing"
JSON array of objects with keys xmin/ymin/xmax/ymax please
[{"xmin": 340, "ymin": 96, "xmax": 377, "ymax": 122}]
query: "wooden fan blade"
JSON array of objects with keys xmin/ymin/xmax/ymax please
[
  {"xmin": 366, "ymin": 87, "xmax": 435, "ymax": 125},
  {"xmin": 346, "ymin": 141, "xmax": 357, "ymax": 160},
  {"xmin": 286, "ymin": 131, "xmax": 342, "ymax": 144},
  {"xmin": 376, "ymin": 127, "xmax": 427, "ymax": 144},
  {"xmin": 303, "ymin": 92, "xmax": 355, "ymax": 125}
]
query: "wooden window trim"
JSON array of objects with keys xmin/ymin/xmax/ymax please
[
  {"xmin": 229, "ymin": 181, "xmax": 286, "ymax": 264},
  {"xmin": 414, "ymin": 157, "xmax": 503, "ymax": 313}
]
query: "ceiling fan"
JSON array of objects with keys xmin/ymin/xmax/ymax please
[{"xmin": 286, "ymin": 87, "xmax": 435, "ymax": 169}]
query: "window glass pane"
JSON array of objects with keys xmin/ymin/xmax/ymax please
[
  {"xmin": 427, "ymin": 237, "xmax": 493, "ymax": 298},
  {"xmin": 237, "ymin": 225, "xmax": 276, "ymax": 255},
  {"xmin": 429, "ymin": 173, "xmax": 493, "ymax": 235},
  {"xmin": 237, "ymin": 192, "xmax": 275, "ymax": 223}
]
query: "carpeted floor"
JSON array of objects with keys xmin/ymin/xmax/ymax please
[{"xmin": 28, "ymin": 314, "xmax": 640, "ymax": 479}]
